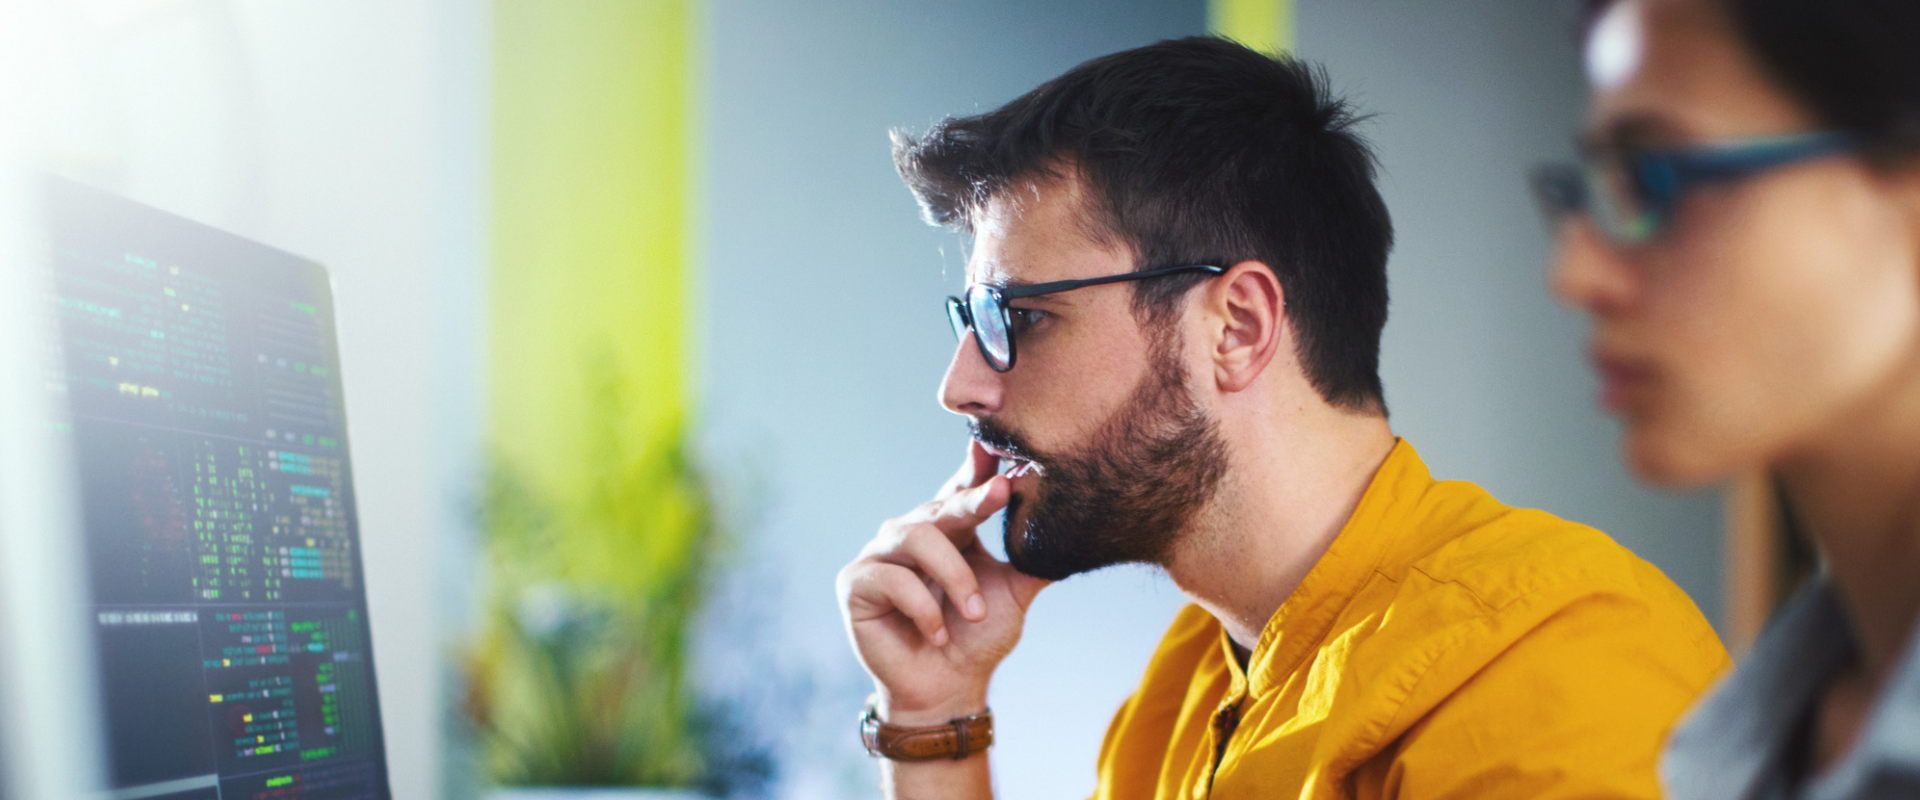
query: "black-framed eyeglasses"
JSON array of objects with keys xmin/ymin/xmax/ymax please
[
  {"xmin": 945, "ymin": 264, "xmax": 1226, "ymax": 373},
  {"xmin": 1530, "ymin": 131, "xmax": 1855, "ymax": 246}
]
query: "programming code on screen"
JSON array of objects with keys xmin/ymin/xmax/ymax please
[{"xmin": 43, "ymin": 178, "xmax": 391, "ymax": 800}]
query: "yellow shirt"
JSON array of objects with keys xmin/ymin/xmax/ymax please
[{"xmin": 1092, "ymin": 440, "xmax": 1728, "ymax": 800}]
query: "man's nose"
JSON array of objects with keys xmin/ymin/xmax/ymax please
[
  {"xmin": 1550, "ymin": 220, "xmax": 1640, "ymax": 318},
  {"xmin": 939, "ymin": 337, "xmax": 1004, "ymax": 416}
]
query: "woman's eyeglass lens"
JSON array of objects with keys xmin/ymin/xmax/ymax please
[
  {"xmin": 1530, "ymin": 160, "xmax": 1660, "ymax": 244},
  {"xmin": 1529, "ymin": 131, "xmax": 1855, "ymax": 246}
]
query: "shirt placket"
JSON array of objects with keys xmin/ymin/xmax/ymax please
[{"xmin": 1192, "ymin": 674, "xmax": 1248, "ymax": 799}]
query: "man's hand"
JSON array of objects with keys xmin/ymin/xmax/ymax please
[{"xmin": 837, "ymin": 440, "xmax": 1051, "ymax": 725}]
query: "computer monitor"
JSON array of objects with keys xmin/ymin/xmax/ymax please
[{"xmin": 42, "ymin": 177, "xmax": 392, "ymax": 800}]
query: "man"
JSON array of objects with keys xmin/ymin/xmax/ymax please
[{"xmin": 836, "ymin": 37, "xmax": 1727, "ymax": 799}]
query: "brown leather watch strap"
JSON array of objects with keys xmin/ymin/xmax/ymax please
[{"xmin": 859, "ymin": 697, "xmax": 994, "ymax": 762}]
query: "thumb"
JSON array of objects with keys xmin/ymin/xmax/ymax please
[
  {"xmin": 1007, "ymin": 570, "xmax": 1050, "ymax": 611},
  {"xmin": 973, "ymin": 547, "xmax": 1052, "ymax": 611}
]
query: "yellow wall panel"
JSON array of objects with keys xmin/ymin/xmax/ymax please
[
  {"xmin": 1208, "ymin": 0, "xmax": 1294, "ymax": 53},
  {"xmin": 489, "ymin": 0, "xmax": 693, "ymax": 498}
]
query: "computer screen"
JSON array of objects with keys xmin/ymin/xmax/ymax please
[{"xmin": 43, "ymin": 177, "xmax": 391, "ymax": 800}]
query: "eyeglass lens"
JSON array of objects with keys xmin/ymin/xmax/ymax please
[
  {"xmin": 946, "ymin": 297, "xmax": 969, "ymax": 342},
  {"xmin": 1585, "ymin": 158, "xmax": 1659, "ymax": 243},
  {"xmin": 966, "ymin": 285, "xmax": 1014, "ymax": 370}
]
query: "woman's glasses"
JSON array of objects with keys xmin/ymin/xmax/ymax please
[
  {"xmin": 946, "ymin": 264, "xmax": 1226, "ymax": 372},
  {"xmin": 1530, "ymin": 131, "xmax": 1855, "ymax": 245}
]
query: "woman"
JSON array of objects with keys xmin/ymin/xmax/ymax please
[{"xmin": 1537, "ymin": 0, "xmax": 1920, "ymax": 797}]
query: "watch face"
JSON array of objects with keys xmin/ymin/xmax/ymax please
[{"xmin": 859, "ymin": 707, "xmax": 882, "ymax": 756}]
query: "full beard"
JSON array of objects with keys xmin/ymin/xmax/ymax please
[{"xmin": 970, "ymin": 332, "xmax": 1229, "ymax": 581}]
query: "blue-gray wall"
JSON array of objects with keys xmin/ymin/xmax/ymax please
[{"xmin": 697, "ymin": 3, "xmax": 1722, "ymax": 798}]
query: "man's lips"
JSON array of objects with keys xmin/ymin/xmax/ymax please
[
  {"xmin": 1590, "ymin": 347, "xmax": 1654, "ymax": 411},
  {"xmin": 977, "ymin": 441, "xmax": 1042, "ymax": 480}
]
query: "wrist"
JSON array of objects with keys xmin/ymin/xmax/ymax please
[
  {"xmin": 876, "ymin": 687, "xmax": 989, "ymax": 727},
  {"xmin": 862, "ymin": 695, "xmax": 994, "ymax": 763}
]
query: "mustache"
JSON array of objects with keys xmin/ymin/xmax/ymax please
[{"xmin": 968, "ymin": 417, "xmax": 1048, "ymax": 464}]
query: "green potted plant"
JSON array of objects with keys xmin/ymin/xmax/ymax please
[{"xmin": 461, "ymin": 361, "xmax": 769, "ymax": 798}]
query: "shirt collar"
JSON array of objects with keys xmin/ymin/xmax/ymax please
[
  {"xmin": 1234, "ymin": 438, "xmax": 1430, "ymax": 698},
  {"xmin": 1804, "ymin": 582, "xmax": 1920, "ymax": 798},
  {"xmin": 1663, "ymin": 577, "xmax": 1854, "ymax": 800}
]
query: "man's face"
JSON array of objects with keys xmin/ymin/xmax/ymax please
[{"xmin": 939, "ymin": 175, "xmax": 1228, "ymax": 581}]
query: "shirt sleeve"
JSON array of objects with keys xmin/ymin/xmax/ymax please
[{"xmin": 1353, "ymin": 589, "xmax": 1731, "ymax": 800}]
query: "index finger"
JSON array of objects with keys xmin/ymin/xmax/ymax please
[
  {"xmin": 930, "ymin": 474, "xmax": 1011, "ymax": 536},
  {"xmin": 904, "ymin": 471, "xmax": 1012, "ymax": 539},
  {"xmin": 939, "ymin": 438, "xmax": 1001, "ymax": 500},
  {"xmin": 948, "ymin": 433, "xmax": 998, "ymax": 489},
  {"xmin": 964, "ymin": 438, "xmax": 999, "ymax": 488}
]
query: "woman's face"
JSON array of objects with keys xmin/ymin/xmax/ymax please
[{"xmin": 1553, "ymin": 0, "xmax": 1920, "ymax": 486}]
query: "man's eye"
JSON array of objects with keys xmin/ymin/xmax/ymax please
[{"xmin": 1008, "ymin": 307, "xmax": 1047, "ymax": 334}]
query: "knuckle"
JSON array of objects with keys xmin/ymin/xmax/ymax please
[
  {"xmin": 902, "ymin": 522, "xmax": 941, "ymax": 547},
  {"xmin": 860, "ymin": 559, "xmax": 907, "ymax": 587},
  {"xmin": 867, "ymin": 522, "xmax": 911, "ymax": 554},
  {"xmin": 940, "ymin": 489, "xmax": 979, "ymax": 517},
  {"xmin": 889, "ymin": 572, "xmax": 937, "ymax": 611},
  {"xmin": 906, "ymin": 526, "xmax": 962, "ymax": 564},
  {"xmin": 835, "ymin": 561, "xmax": 865, "ymax": 593},
  {"xmin": 836, "ymin": 566, "xmax": 874, "ymax": 604},
  {"xmin": 908, "ymin": 529, "xmax": 965, "ymax": 574},
  {"xmin": 872, "ymin": 561, "xmax": 915, "ymax": 590}
]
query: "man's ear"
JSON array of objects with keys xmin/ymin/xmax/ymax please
[{"xmin": 1208, "ymin": 261, "xmax": 1285, "ymax": 393}]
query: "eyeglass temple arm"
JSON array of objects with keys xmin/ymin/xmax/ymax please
[
  {"xmin": 1657, "ymin": 132, "xmax": 1856, "ymax": 180},
  {"xmin": 995, "ymin": 264, "xmax": 1226, "ymax": 300}
]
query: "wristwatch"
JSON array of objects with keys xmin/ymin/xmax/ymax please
[{"xmin": 859, "ymin": 696, "xmax": 995, "ymax": 762}]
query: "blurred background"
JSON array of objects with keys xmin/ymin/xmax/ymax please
[{"xmin": 0, "ymin": 1, "xmax": 1723, "ymax": 799}]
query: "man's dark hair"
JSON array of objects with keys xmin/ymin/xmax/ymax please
[
  {"xmin": 1583, "ymin": 0, "xmax": 1920, "ymax": 166},
  {"xmin": 892, "ymin": 36, "xmax": 1393, "ymax": 413}
]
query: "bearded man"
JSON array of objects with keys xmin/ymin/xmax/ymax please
[{"xmin": 835, "ymin": 37, "xmax": 1728, "ymax": 800}]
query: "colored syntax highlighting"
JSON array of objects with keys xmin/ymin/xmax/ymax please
[{"xmin": 48, "ymin": 177, "xmax": 389, "ymax": 800}]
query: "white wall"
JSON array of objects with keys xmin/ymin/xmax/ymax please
[
  {"xmin": 21, "ymin": 2, "xmax": 490, "ymax": 799},
  {"xmin": 231, "ymin": 6, "xmax": 489, "ymax": 800},
  {"xmin": 0, "ymin": 5, "xmax": 111, "ymax": 798}
]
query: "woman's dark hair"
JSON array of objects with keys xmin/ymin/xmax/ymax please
[
  {"xmin": 1587, "ymin": 0, "xmax": 1920, "ymax": 164},
  {"xmin": 893, "ymin": 36, "xmax": 1393, "ymax": 414}
]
